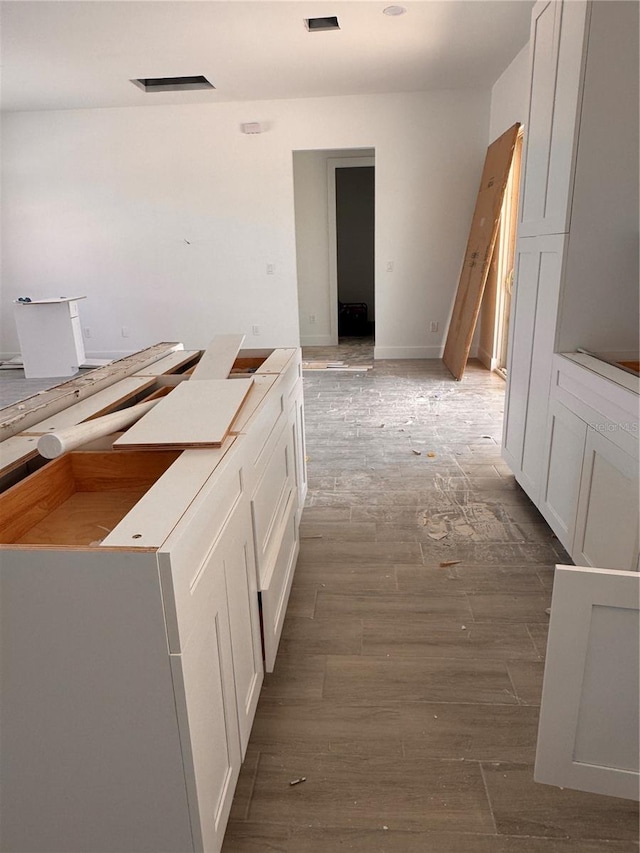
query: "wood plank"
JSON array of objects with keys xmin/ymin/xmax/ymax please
[
  {"xmin": 443, "ymin": 123, "xmax": 521, "ymax": 380},
  {"xmin": 256, "ymin": 348, "xmax": 297, "ymax": 375},
  {"xmin": 0, "ymin": 342, "xmax": 183, "ymax": 440},
  {"xmin": 113, "ymin": 379, "xmax": 254, "ymax": 450},
  {"xmin": 132, "ymin": 350, "xmax": 200, "ymax": 376},
  {"xmin": 190, "ymin": 334, "xmax": 245, "ymax": 380},
  {"xmin": 15, "ymin": 490, "xmax": 150, "ymax": 546},
  {"xmin": 0, "ymin": 455, "xmax": 75, "ymax": 543}
]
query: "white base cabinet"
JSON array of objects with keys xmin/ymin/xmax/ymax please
[
  {"xmin": 0, "ymin": 345, "xmax": 305, "ymax": 853},
  {"xmin": 573, "ymin": 429, "xmax": 639, "ymax": 571},
  {"xmin": 538, "ymin": 354, "xmax": 639, "ymax": 572}
]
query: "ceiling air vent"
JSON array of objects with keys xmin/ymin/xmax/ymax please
[
  {"xmin": 132, "ymin": 76, "xmax": 215, "ymax": 93},
  {"xmin": 305, "ymin": 16, "xmax": 340, "ymax": 32}
]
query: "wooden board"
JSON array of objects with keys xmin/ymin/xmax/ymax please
[
  {"xmin": 0, "ymin": 342, "xmax": 183, "ymax": 440},
  {"xmin": 113, "ymin": 379, "xmax": 254, "ymax": 450},
  {"xmin": 443, "ymin": 123, "xmax": 521, "ymax": 380},
  {"xmin": 190, "ymin": 334, "xmax": 245, "ymax": 381}
]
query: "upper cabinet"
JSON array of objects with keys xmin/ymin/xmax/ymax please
[{"xmin": 518, "ymin": 0, "xmax": 589, "ymax": 238}]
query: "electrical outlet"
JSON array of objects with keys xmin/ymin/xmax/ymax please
[
  {"xmin": 430, "ymin": 321, "xmax": 439, "ymax": 333},
  {"xmin": 252, "ymin": 325, "xmax": 260, "ymax": 336},
  {"xmin": 309, "ymin": 314, "xmax": 316, "ymax": 325},
  {"xmin": 83, "ymin": 327, "xmax": 91, "ymax": 339},
  {"xmin": 121, "ymin": 326, "xmax": 130, "ymax": 338}
]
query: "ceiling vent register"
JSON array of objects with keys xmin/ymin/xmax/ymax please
[{"xmin": 132, "ymin": 76, "xmax": 215, "ymax": 93}]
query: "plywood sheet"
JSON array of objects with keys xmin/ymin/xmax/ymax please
[
  {"xmin": 190, "ymin": 334, "xmax": 245, "ymax": 380},
  {"xmin": 443, "ymin": 123, "xmax": 521, "ymax": 380},
  {"xmin": 113, "ymin": 379, "xmax": 253, "ymax": 450}
]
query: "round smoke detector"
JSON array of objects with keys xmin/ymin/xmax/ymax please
[{"xmin": 383, "ymin": 5, "xmax": 407, "ymax": 16}]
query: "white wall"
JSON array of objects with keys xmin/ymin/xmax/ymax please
[
  {"xmin": 1, "ymin": 90, "xmax": 490, "ymax": 359},
  {"xmin": 489, "ymin": 43, "xmax": 530, "ymax": 141}
]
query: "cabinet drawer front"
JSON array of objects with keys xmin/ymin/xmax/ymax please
[
  {"xmin": 251, "ymin": 422, "xmax": 294, "ymax": 581},
  {"xmin": 159, "ymin": 456, "xmax": 244, "ymax": 652},
  {"xmin": 260, "ymin": 491, "xmax": 299, "ymax": 672}
]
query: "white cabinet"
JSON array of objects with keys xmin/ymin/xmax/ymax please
[
  {"xmin": 502, "ymin": 233, "xmax": 566, "ymax": 502},
  {"xmin": 519, "ymin": 1, "xmax": 589, "ymax": 238},
  {"xmin": 169, "ymin": 496, "xmax": 261, "ymax": 853},
  {"xmin": 0, "ymin": 344, "xmax": 305, "ymax": 853},
  {"xmin": 503, "ymin": 1, "xmax": 639, "ymax": 523},
  {"xmin": 536, "ymin": 565, "xmax": 639, "ymax": 800},
  {"xmin": 573, "ymin": 429, "xmax": 639, "ymax": 571},
  {"xmin": 538, "ymin": 353, "xmax": 639, "ymax": 571},
  {"xmin": 539, "ymin": 399, "xmax": 587, "ymax": 552},
  {"xmin": 13, "ymin": 296, "xmax": 88, "ymax": 378}
]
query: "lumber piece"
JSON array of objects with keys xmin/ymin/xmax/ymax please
[
  {"xmin": 443, "ymin": 123, "xmax": 521, "ymax": 380},
  {"xmin": 113, "ymin": 378, "xmax": 253, "ymax": 450},
  {"xmin": 0, "ymin": 342, "xmax": 183, "ymax": 440},
  {"xmin": 190, "ymin": 334, "xmax": 245, "ymax": 380}
]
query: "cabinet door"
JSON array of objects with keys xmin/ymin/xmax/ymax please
[
  {"xmin": 502, "ymin": 234, "xmax": 565, "ymax": 503},
  {"xmin": 535, "ymin": 565, "xmax": 639, "ymax": 800},
  {"xmin": 170, "ymin": 561, "xmax": 241, "ymax": 853},
  {"xmin": 221, "ymin": 498, "xmax": 264, "ymax": 757},
  {"xmin": 573, "ymin": 428, "xmax": 640, "ymax": 571},
  {"xmin": 519, "ymin": 0, "xmax": 589, "ymax": 237},
  {"xmin": 539, "ymin": 400, "xmax": 587, "ymax": 552}
]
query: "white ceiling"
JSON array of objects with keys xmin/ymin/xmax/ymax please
[{"xmin": 0, "ymin": 1, "xmax": 533, "ymax": 113}]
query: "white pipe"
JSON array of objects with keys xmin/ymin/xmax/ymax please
[{"xmin": 37, "ymin": 399, "xmax": 160, "ymax": 459}]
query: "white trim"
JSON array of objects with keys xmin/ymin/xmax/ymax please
[
  {"xmin": 327, "ymin": 156, "xmax": 375, "ymax": 346},
  {"xmin": 478, "ymin": 346, "xmax": 499, "ymax": 372},
  {"xmin": 1, "ymin": 349, "xmax": 135, "ymax": 363},
  {"xmin": 374, "ymin": 345, "xmax": 443, "ymax": 360}
]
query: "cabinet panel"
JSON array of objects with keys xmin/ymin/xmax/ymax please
[
  {"xmin": 573, "ymin": 429, "xmax": 640, "ymax": 571},
  {"xmin": 539, "ymin": 400, "xmax": 587, "ymax": 551},
  {"xmin": 221, "ymin": 500, "xmax": 264, "ymax": 757},
  {"xmin": 171, "ymin": 563, "xmax": 241, "ymax": 853},
  {"xmin": 502, "ymin": 234, "xmax": 566, "ymax": 503},
  {"xmin": 535, "ymin": 565, "xmax": 639, "ymax": 800},
  {"xmin": 251, "ymin": 421, "xmax": 295, "ymax": 581},
  {"xmin": 519, "ymin": 0, "xmax": 589, "ymax": 237},
  {"xmin": 261, "ymin": 491, "xmax": 300, "ymax": 672}
]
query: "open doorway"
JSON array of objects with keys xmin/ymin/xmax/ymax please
[
  {"xmin": 330, "ymin": 159, "xmax": 375, "ymax": 343},
  {"xmin": 293, "ymin": 149, "xmax": 375, "ymax": 351}
]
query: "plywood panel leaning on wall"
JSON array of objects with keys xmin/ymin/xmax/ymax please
[{"xmin": 443, "ymin": 122, "xmax": 521, "ymax": 380}]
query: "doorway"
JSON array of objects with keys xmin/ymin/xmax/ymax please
[
  {"xmin": 293, "ymin": 149, "xmax": 375, "ymax": 349},
  {"xmin": 330, "ymin": 160, "xmax": 375, "ymax": 342}
]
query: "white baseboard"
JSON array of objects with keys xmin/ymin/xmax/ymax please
[
  {"xmin": 373, "ymin": 345, "xmax": 444, "ymax": 360},
  {"xmin": 300, "ymin": 334, "xmax": 335, "ymax": 347},
  {"xmin": 477, "ymin": 346, "xmax": 498, "ymax": 371},
  {"xmin": 0, "ymin": 350, "xmax": 135, "ymax": 364}
]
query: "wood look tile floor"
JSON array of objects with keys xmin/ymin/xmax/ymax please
[{"xmin": 223, "ymin": 349, "xmax": 639, "ymax": 852}]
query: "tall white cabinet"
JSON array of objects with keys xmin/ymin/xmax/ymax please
[
  {"xmin": 503, "ymin": 0, "xmax": 640, "ymax": 803},
  {"xmin": 503, "ymin": 0, "xmax": 639, "ymax": 537}
]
